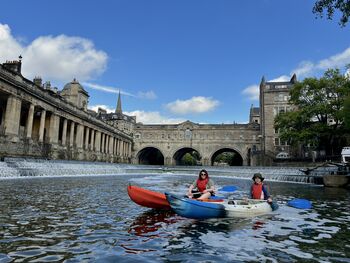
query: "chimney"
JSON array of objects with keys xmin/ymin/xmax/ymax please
[
  {"xmin": 3, "ymin": 55, "xmax": 22, "ymax": 75},
  {"xmin": 33, "ymin": 76, "xmax": 43, "ymax": 87},
  {"xmin": 44, "ymin": 81, "xmax": 51, "ymax": 90}
]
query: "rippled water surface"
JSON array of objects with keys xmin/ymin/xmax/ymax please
[{"xmin": 1, "ymin": 169, "xmax": 350, "ymax": 262}]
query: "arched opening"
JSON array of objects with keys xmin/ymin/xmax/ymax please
[
  {"xmin": 211, "ymin": 148, "xmax": 243, "ymax": 166},
  {"xmin": 173, "ymin": 147, "xmax": 201, "ymax": 166},
  {"xmin": 137, "ymin": 147, "xmax": 164, "ymax": 165}
]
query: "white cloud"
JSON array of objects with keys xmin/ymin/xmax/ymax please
[
  {"xmin": 269, "ymin": 75, "xmax": 290, "ymax": 82},
  {"xmin": 88, "ymin": 104, "xmax": 115, "ymax": 113},
  {"xmin": 0, "ymin": 23, "xmax": 107, "ymax": 83},
  {"xmin": 124, "ymin": 110, "xmax": 185, "ymax": 124},
  {"xmin": 292, "ymin": 47, "xmax": 350, "ymax": 77},
  {"xmin": 89, "ymin": 105, "xmax": 186, "ymax": 124},
  {"xmin": 241, "ymin": 84, "xmax": 259, "ymax": 101},
  {"xmin": 242, "ymin": 46, "xmax": 350, "ymax": 101},
  {"xmin": 165, "ymin": 96, "xmax": 220, "ymax": 115},
  {"xmin": 83, "ymin": 82, "xmax": 157, "ymax": 100},
  {"xmin": 83, "ymin": 82, "xmax": 135, "ymax": 97},
  {"xmin": 0, "ymin": 24, "xmax": 23, "ymax": 59}
]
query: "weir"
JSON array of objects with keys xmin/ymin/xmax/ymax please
[{"xmin": 0, "ymin": 158, "xmax": 321, "ymax": 184}]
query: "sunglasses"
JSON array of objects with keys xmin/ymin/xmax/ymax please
[{"xmin": 200, "ymin": 173, "xmax": 207, "ymax": 176}]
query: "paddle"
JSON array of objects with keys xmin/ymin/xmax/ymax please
[
  {"xmin": 287, "ymin": 198, "xmax": 312, "ymax": 209},
  {"xmin": 218, "ymin": 185, "xmax": 238, "ymax": 193}
]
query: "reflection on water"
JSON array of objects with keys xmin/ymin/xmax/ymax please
[
  {"xmin": 128, "ymin": 210, "xmax": 179, "ymax": 238},
  {"xmin": 0, "ymin": 169, "xmax": 349, "ymax": 262}
]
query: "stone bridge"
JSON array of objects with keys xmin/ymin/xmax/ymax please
[{"xmin": 133, "ymin": 121, "xmax": 261, "ymax": 166}]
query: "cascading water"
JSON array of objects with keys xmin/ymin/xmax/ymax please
[
  {"xmin": 2, "ymin": 158, "xmax": 127, "ymax": 178},
  {"xmin": 0, "ymin": 157, "xmax": 321, "ymax": 184}
]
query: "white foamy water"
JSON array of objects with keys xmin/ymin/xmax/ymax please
[{"xmin": 0, "ymin": 157, "xmax": 320, "ymax": 184}]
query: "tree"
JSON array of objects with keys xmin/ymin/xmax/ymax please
[
  {"xmin": 344, "ymin": 94, "xmax": 350, "ymax": 129},
  {"xmin": 313, "ymin": 0, "xmax": 350, "ymax": 27},
  {"xmin": 181, "ymin": 151, "xmax": 199, "ymax": 165},
  {"xmin": 275, "ymin": 68, "xmax": 350, "ymax": 157}
]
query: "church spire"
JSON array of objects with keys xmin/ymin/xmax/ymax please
[{"xmin": 115, "ymin": 90, "xmax": 122, "ymax": 114}]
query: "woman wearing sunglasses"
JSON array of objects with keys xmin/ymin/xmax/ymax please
[{"xmin": 187, "ymin": 169, "xmax": 215, "ymax": 200}]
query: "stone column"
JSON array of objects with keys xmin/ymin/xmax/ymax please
[
  {"xmin": 101, "ymin": 133, "xmax": 105, "ymax": 153},
  {"xmin": 48, "ymin": 114, "xmax": 60, "ymax": 144},
  {"xmin": 75, "ymin": 124, "xmax": 84, "ymax": 149},
  {"xmin": 90, "ymin": 130, "xmax": 95, "ymax": 151},
  {"xmin": 116, "ymin": 139, "xmax": 119, "ymax": 156},
  {"xmin": 25, "ymin": 104, "xmax": 35, "ymax": 139},
  {"xmin": 38, "ymin": 109, "xmax": 46, "ymax": 142},
  {"xmin": 84, "ymin": 127, "xmax": 90, "ymax": 150},
  {"xmin": 113, "ymin": 137, "xmax": 116, "ymax": 155},
  {"xmin": 61, "ymin": 119, "xmax": 67, "ymax": 146},
  {"xmin": 95, "ymin": 131, "xmax": 101, "ymax": 152},
  {"xmin": 108, "ymin": 136, "xmax": 113, "ymax": 154},
  {"xmin": 4, "ymin": 95, "xmax": 22, "ymax": 137},
  {"xmin": 69, "ymin": 121, "xmax": 75, "ymax": 147},
  {"xmin": 105, "ymin": 135, "xmax": 110, "ymax": 154},
  {"xmin": 121, "ymin": 141, "xmax": 125, "ymax": 157},
  {"xmin": 118, "ymin": 139, "xmax": 122, "ymax": 156}
]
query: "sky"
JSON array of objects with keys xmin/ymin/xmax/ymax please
[{"xmin": 0, "ymin": 0, "xmax": 349, "ymax": 124}]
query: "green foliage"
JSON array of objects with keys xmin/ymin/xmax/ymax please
[
  {"xmin": 275, "ymin": 68, "xmax": 350, "ymax": 156},
  {"xmin": 181, "ymin": 152, "xmax": 198, "ymax": 165},
  {"xmin": 343, "ymin": 94, "xmax": 350, "ymax": 129},
  {"xmin": 214, "ymin": 152, "xmax": 234, "ymax": 165},
  {"xmin": 313, "ymin": 0, "xmax": 350, "ymax": 27}
]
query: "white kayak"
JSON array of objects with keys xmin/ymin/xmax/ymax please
[{"xmin": 222, "ymin": 199, "xmax": 275, "ymax": 218}]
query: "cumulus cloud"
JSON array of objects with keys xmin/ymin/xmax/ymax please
[
  {"xmin": 292, "ymin": 47, "xmax": 350, "ymax": 77},
  {"xmin": 242, "ymin": 46, "xmax": 350, "ymax": 101},
  {"xmin": 269, "ymin": 75, "xmax": 290, "ymax": 82},
  {"xmin": 241, "ymin": 84, "xmax": 259, "ymax": 101},
  {"xmin": 88, "ymin": 105, "xmax": 185, "ymax": 124},
  {"xmin": 88, "ymin": 104, "xmax": 115, "ymax": 113},
  {"xmin": 0, "ymin": 23, "xmax": 107, "ymax": 82},
  {"xmin": 165, "ymin": 96, "xmax": 220, "ymax": 115},
  {"xmin": 124, "ymin": 110, "xmax": 185, "ymax": 124},
  {"xmin": 0, "ymin": 24, "xmax": 23, "ymax": 59}
]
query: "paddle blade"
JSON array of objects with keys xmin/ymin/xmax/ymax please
[
  {"xmin": 218, "ymin": 185, "xmax": 238, "ymax": 192},
  {"xmin": 287, "ymin": 198, "xmax": 312, "ymax": 209}
]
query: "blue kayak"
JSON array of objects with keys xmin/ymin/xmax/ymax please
[{"xmin": 165, "ymin": 192, "xmax": 226, "ymax": 219}]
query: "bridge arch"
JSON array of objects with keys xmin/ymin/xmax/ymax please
[
  {"xmin": 136, "ymin": 146, "xmax": 165, "ymax": 165},
  {"xmin": 210, "ymin": 147, "xmax": 244, "ymax": 166},
  {"xmin": 172, "ymin": 147, "xmax": 202, "ymax": 166}
]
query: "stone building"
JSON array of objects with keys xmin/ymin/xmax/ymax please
[
  {"xmin": 259, "ymin": 75, "xmax": 296, "ymax": 163},
  {"xmin": 133, "ymin": 120, "xmax": 261, "ymax": 166},
  {"xmin": 0, "ymin": 57, "xmax": 298, "ymax": 166},
  {"xmin": 96, "ymin": 91, "xmax": 136, "ymax": 136},
  {"xmin": 0, "ymin": 58, "xmax": 133, "ymax": 162}
]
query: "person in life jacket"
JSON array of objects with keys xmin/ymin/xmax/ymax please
[
  {"xmin": 187, "ymin": 169, "xmax": 215, "ymax": 200},
  {"xmin": 250, "ymin": 173, "xmax": 273, "ymax": 203}
]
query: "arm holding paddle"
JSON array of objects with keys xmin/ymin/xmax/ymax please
[{"xmin": 187, "ymin": 169, "xmax": 216, "ymax": 200}]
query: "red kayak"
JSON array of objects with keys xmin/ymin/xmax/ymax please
[
  {"xmin": 127, "ymin": 185, "xmax": 225, "ymax": 210},
  {"xmin": 127, "ymin": 185, "xmax": 171, "ymax": 209}
]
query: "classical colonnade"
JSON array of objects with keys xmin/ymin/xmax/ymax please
[{"xmin": 0, "ymin": 94, "xmax": 132, "ymax": 162}]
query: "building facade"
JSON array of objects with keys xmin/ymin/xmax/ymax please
[
  {"xmin": 259, "ymin": 75, "xmax": 296, "ymax": 163},
  {"xmin": 0, "ymin": 58, "xmax": 133, "ymax": 162},
  {"xmin": 0, "ymin": 58, "xmax": 297, "ymax": 166}
]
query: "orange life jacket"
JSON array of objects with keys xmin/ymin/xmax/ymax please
[{"xmin": 251, "ymin": 183, "xmax": 264, "ymax": 199}]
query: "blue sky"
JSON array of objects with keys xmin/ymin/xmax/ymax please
[{"xmin": 1, "ymin": 0, "xmax": 349, "ymax": 124}]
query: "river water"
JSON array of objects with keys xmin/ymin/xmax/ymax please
[{"xmin": 0, "ymin": 161, "xmax": 349, "ymax": 262}]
